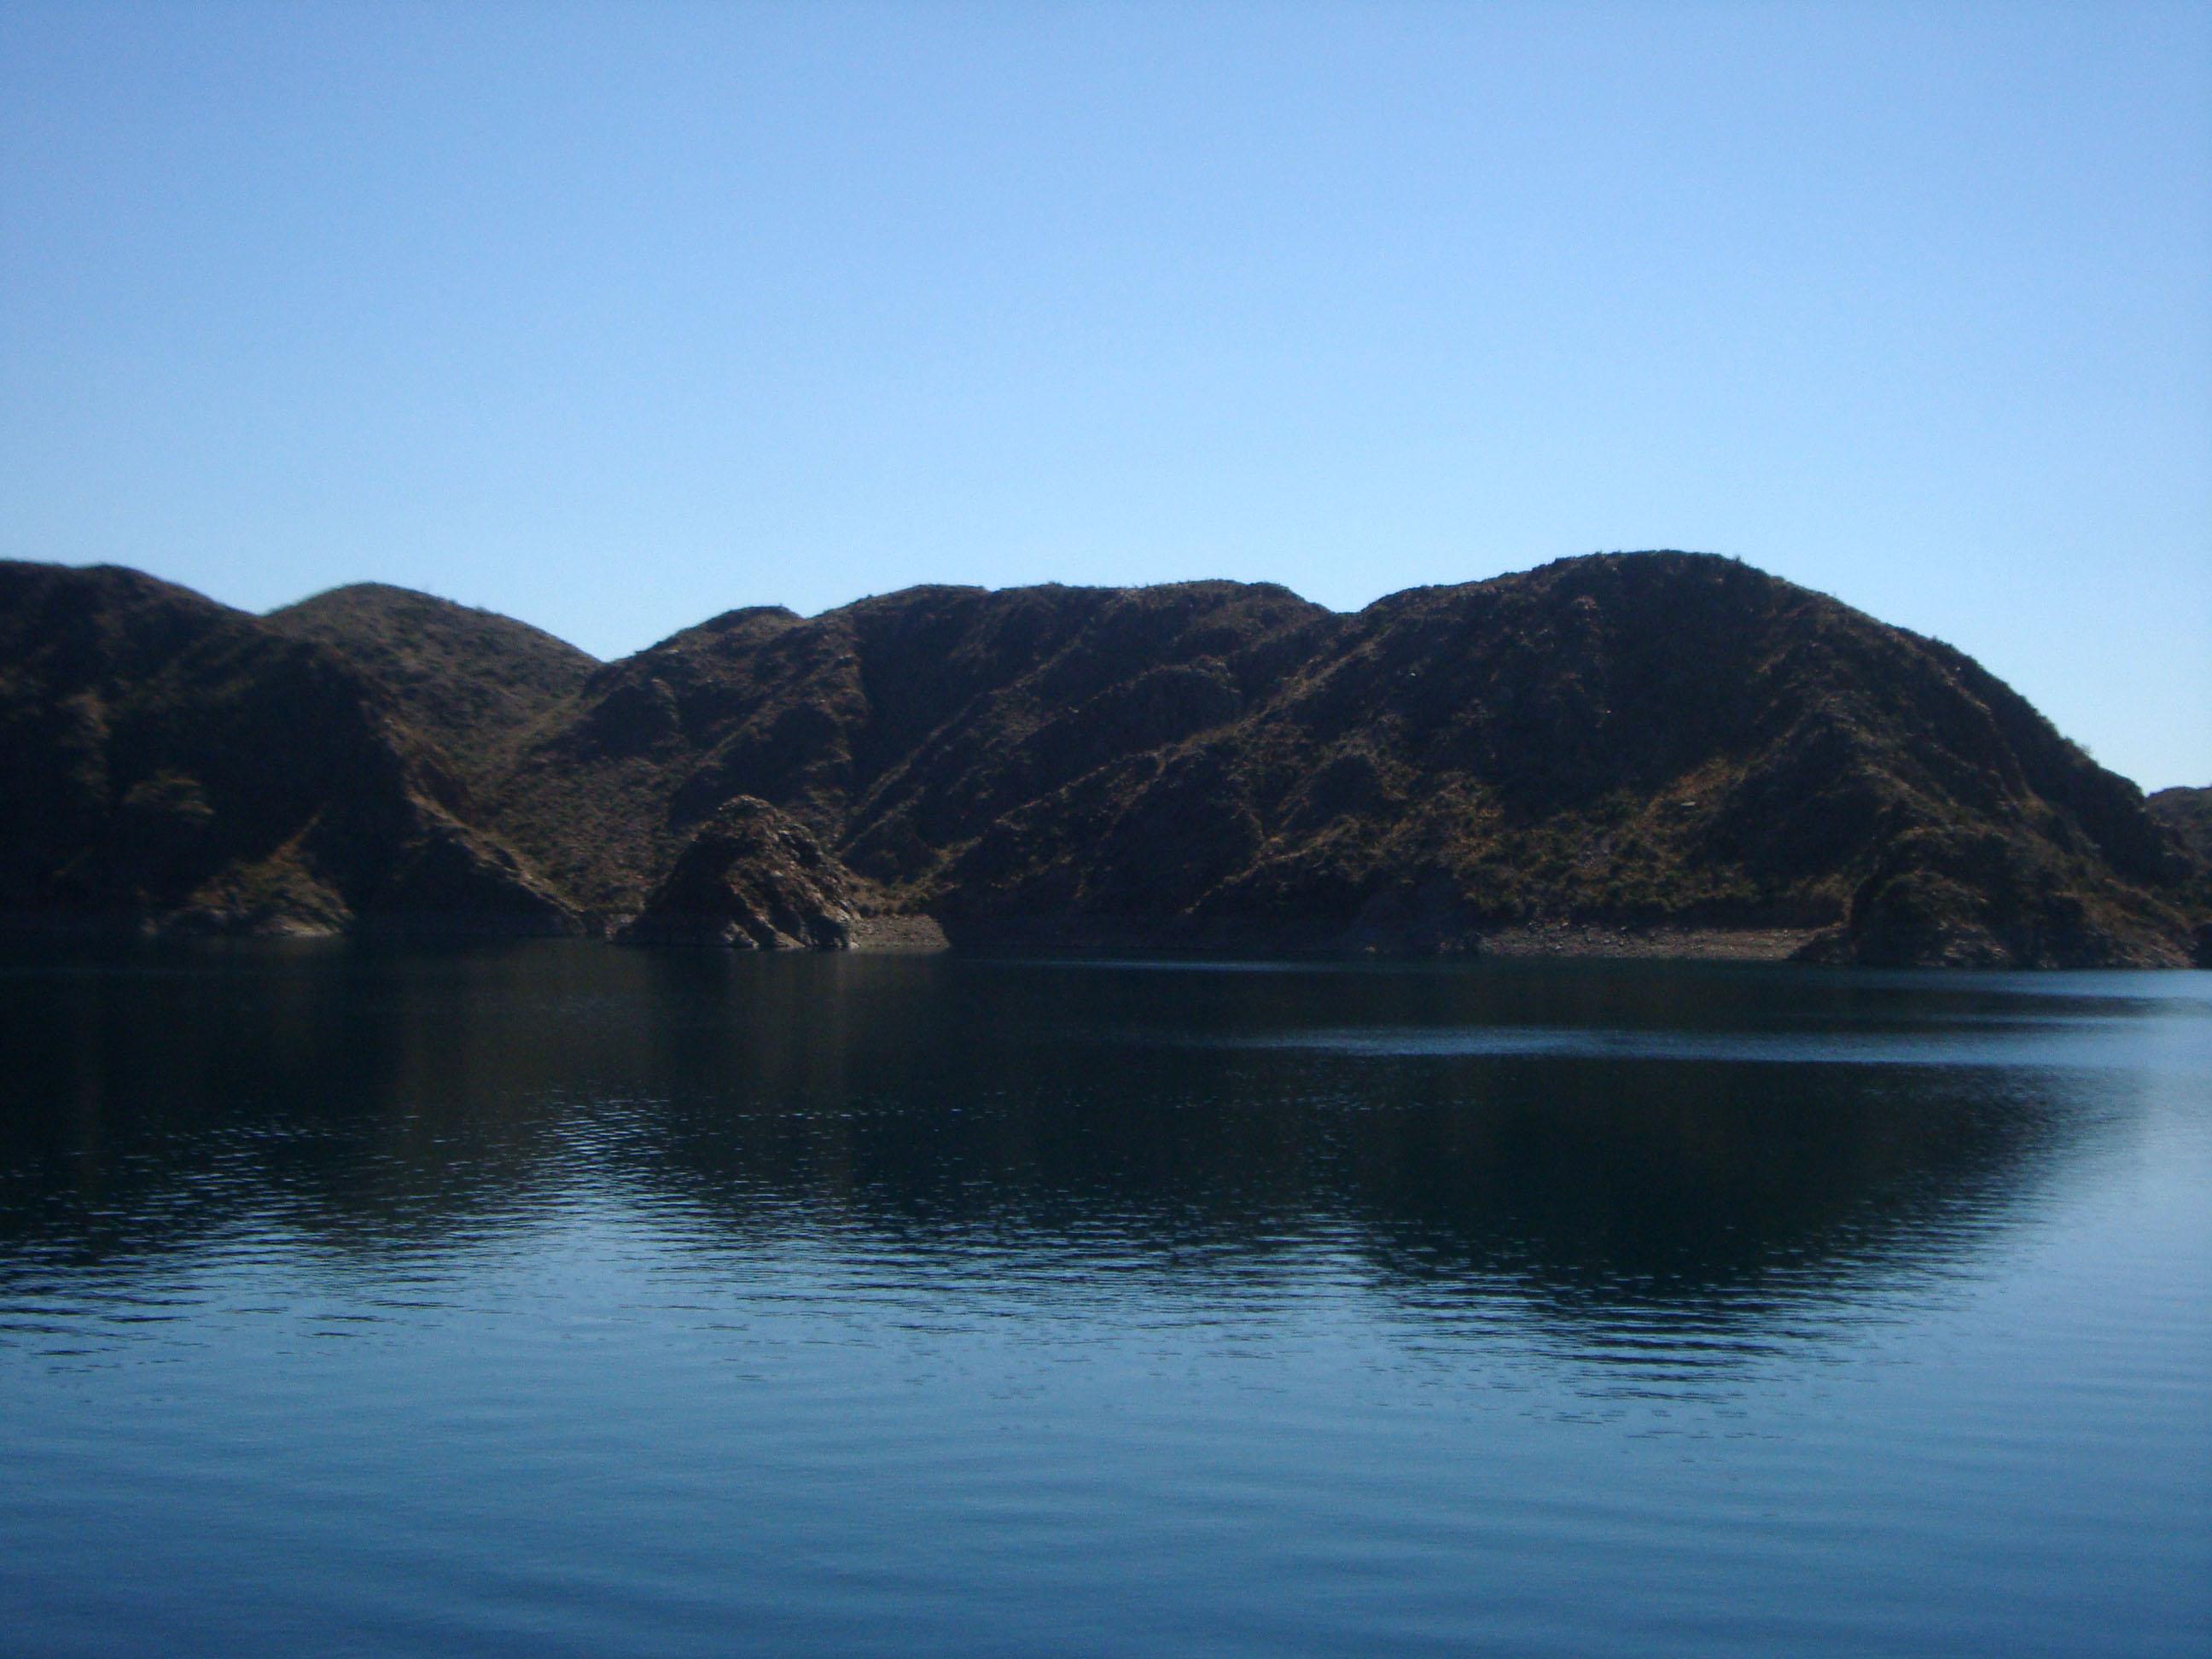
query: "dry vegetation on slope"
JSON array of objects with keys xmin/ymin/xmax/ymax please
[
  {"xmin": 3, "ymin": 552, "xmax": 2205, "ymax": 965},
  {"xmin": 265, "ymin": 582, "xmax": 597, "ymax": 798},
  {"xmin": 0, "ymin": 563, "xmax": 575, "ymax": 935}
]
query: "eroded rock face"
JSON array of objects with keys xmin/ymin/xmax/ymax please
[{"xmin": 615, "ymin": 797, "xmax": 859, "ymax": 950}]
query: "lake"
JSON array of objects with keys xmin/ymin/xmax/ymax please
[{"xmin": 1, "ymin": 943, "xmax": 2206, "ymax": 1656}]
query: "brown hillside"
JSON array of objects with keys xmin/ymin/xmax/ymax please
[
  {"xmin": 266, "ymin": 582, "xmax": 597, "ymax": 799},
  {"xmin": 3, "ymin": 552, "xmax": 2203, "ymax": 965},
  {"xmin": 2149, "ymin": 786, "xmax": 2212, "ymax": 868},
  {"xmin": 488, "ymin": 553, "xmax": 2198, "ymax": 965},
  {"xmin": 2148, "ymin": 787, "xmax": 2212, "ymax": 964},
  {"xmin": 493, "ymin": 579, "xmax": 1328, "ymax": 911},
  {"xmin": 0, "ymin": 562, "xmax": 577, "ymax": 935}
]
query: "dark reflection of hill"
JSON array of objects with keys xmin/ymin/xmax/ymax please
[
  {"xmin": 1329, "ymin": 1059, "xmax": 2068, "ymax": 1326},
  {"xmin": 609, "ymin": 1006, "xmax": 2090, "ymax": 1340},
  {"xmin": 0, "ymin": 944, "xmax": 2138, "ymax": 1354},
  {"xmin": 0, "ymin": 940, "xmax": 588, "ymax": 1264}
]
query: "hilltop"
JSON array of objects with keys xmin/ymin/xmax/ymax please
[
  {"xmin": 0, "ymin": 563, "xmax": 577, "ymax": 936},
  {"xmin": 2, "ymin": 552, "xmax": 2204, "ymax": 965},
  {"xmin": 265, "ymin": 582, "xmax": 597, "ymax": 798}
]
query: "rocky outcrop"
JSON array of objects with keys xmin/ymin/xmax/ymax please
[{"xmin": 615, "ymin": 797, "xmax": 860, "ymax": 949}]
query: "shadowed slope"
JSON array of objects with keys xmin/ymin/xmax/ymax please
[
  {"xmin": 0, "ymin": 562, "xmax": 577, "ymax": 934},
  {"xmin": 2148, "ymin": 787, "xmax": 2212, "ymax": 964},
  {"xmin": 266, "ymin": 582, "xmax": 597, "ymax": 799},
  {"xmin": 2150, "ymin": 787, "xmax": 2212, "ymax": 867},
  {"xmin": 493, "ymin": 579, "xmax": 1328, "ymax": 912},
  {"xmin": 494, "ymin": 553, "xmax": 2199, "ymax": 964},
  {"xmin": 4, "ymin": 553, "xmax": 2203, "ymax": 963}
]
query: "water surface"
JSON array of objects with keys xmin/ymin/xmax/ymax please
[{"xmin": 2, "ymin": 945, "xmax": 2206, "ymax": 1656}]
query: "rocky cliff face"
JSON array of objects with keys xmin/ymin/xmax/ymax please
[
  {"xmin": 3, "ymin": 552, "xmax": 2203, "ymax": 965},
  {"xmin": 616, "ymin": 796, "xmax": 861, "ymax": 950}
]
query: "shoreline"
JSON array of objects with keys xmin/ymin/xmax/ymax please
[{"xmin": 3, "ymin": 911, "xmax": 2201, "ymax": 969}]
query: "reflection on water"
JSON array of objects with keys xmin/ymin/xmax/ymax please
[
  {"xmin": 0, "ymin": 949, "xmax": 2132, "ymax": 1330},
  {"xmin": 1, "ymin": 945, "xmax": 2206, "ymax": 1656}
]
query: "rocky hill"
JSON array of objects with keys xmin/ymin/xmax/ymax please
[
  {"xmin": 0, "ymin": 563, "xmax": 577, "ymax": 935},
  {"xmin": 2149, "ymin": 787, "xmax": 2212, "ymax": 864},
  {"xmin": 3, "ymin": 552, "xmax": 2204, "ymax": 965},
  {"xmin": 2147, "ymin": 787, "xmax": 2212, "ymax": 963},
  {"xmin": 265, "ymin": 582, "xmax": 596, "ymax": 800},
  {"xmin": 615, "ymin": 795, "xmax": 864, "ymax": 950}
]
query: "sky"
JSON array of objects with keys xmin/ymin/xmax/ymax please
[{"xmin": 2, "ymin": 3, "xmax": 2208, "ymax": 789}]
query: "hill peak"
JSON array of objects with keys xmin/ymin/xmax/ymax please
[{"xmin": 265, "ymin": 578, "xmax": 597, "ymax": 793}]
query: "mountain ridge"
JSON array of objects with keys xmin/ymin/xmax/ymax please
[{"xmin": 3, "ymin": 552, "xmax": 2204, "ymax": 965}]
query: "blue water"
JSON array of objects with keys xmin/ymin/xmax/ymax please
[{"xmin": 1, "ymin": 946, "xmax": 2206, "ymax": 1656}]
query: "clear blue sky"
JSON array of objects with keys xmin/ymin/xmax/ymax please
[{"xmin": 3, "ymin": 2, "xmax": 2207, "ymax": 787}]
